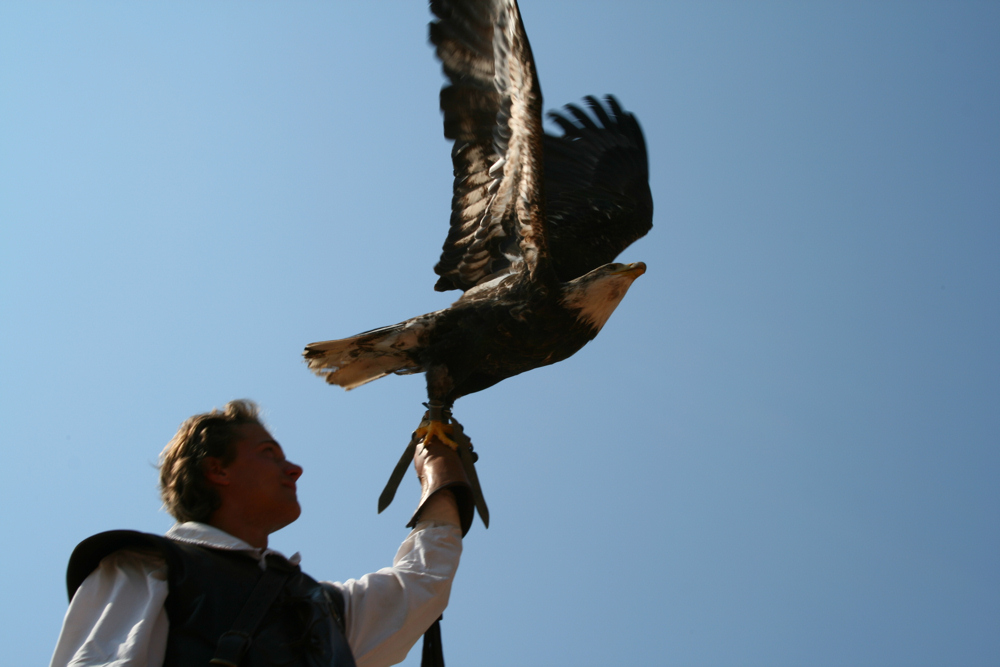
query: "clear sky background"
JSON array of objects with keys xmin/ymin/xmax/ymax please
[{"xmin": 2, "ymin": 2, "xmax": 998, "ymax": 666}]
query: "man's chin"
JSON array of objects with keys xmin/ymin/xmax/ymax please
[
  {"xmin": 268, "ymin": 502, "xmax": 302, "ymax": 534},
  {"xmin": 284, "ymin": 502, "xmax": 303, "ymax": 527}
]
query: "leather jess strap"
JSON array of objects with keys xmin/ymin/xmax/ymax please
[
  {"xmin": 209, "ymin": 563, "xmax": 291, "ymax": 666},
  {"xmin": 421, "ymin": 616, "xmax": 445, "ymax": 667}
]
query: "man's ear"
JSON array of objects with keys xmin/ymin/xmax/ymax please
[{"xmin": 203, "ymin": 457, "xmax": 230, "ymax": 486}]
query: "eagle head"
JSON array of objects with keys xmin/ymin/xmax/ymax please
[{"xmin": 560, "ymin": 261, "xmax": 646, "ymax": 331}]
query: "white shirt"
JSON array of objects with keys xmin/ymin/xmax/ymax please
[{"xmin": 49, "ymin": 521, "xmax": 463, "ymax": 667}]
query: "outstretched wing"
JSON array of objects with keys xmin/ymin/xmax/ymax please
[
  {"xmin": 543, "ymin": 96, "xmax": 654, "ymax": 282},
  {"xmin": 430, "ymin": 0, "xmax": 550, "ymax": 293}
]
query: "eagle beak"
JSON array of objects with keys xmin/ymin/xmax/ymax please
[{"xmin": 616, "ymin": 261, "xmax": 646, "ymax": 278}]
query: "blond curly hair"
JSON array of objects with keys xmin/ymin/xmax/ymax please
[{"xmin": 158, "ymin": 399, "xmax": 263, "ymax": 523}]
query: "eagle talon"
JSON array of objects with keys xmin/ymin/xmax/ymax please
[{"xmin": 415, "ymin": 419, "xmax": 459, "ymax": 450}]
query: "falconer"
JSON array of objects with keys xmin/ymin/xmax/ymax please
[{"xmin": 49, "ymin": 400, "xmax": 473, "ymax": 667}]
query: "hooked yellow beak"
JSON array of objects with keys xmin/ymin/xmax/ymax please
[{"xmin": 614, "ymin": 261, "xmax": 646, "ymax": 278}]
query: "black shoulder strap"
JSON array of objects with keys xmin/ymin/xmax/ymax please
[
  {"xmin": 321, "ymin": 582, "xmax": 349, "ymax": 636},
  {"xmin": 209, "ymin": 559, "xmax": 292, "ymax": 667},
  {"xmin": 66, "ymin": 530, "xmax": 176, "ymax": 601}
]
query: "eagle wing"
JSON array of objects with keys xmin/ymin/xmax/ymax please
[
  {"xmin": 543, "ymin": 96, "xmax": 653, "ymax": 282},
  {"xmin": 430, "ymin": 0, "xmax": 550, "ymax": 293}
]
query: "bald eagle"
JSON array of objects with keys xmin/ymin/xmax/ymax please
[{"xmin": 305, "ymin": 0, "xmax": 652, "ymax": 455}]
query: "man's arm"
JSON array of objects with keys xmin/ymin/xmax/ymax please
[
  {"xmin": 331, "ymin": 440, "xmax": 472, "ymax": 667},
  {"xmin": 49, "ymin": 550, "xmax": 169, "ymax": 667},
  {"xmin": 329, "ymin": 494, "xmax": 463, "ymax": 667}
]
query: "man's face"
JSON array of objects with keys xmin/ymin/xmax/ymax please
[{"xmin": 215, "ymin": 423, "xmax": 303, "ymax": 534}]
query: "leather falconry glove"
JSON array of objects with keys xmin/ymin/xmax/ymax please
[{"xmin": 407, "ymin": 438, "xmax": 474, "ymax": 537}]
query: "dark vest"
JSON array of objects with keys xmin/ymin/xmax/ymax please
[{"xmin": 67, "ymin": 530, "xmax": 357, "ymax": 667}]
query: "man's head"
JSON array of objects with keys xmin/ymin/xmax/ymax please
[{"xmin": 159, "ymin": 400, "xmax": 302, "ymax": 535}]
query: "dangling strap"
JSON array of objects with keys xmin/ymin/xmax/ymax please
[
  {"xmin": 209, "ymin": 563, "xmax": 291, "ymax": 666},
  {"xmin": 421, "ymin": 616, "xmax": 445, "ymax": 667},
  {"xmin": 450, "ymin": 418, "xmax": 489, "ymax": 529},
  {"xmin": 379, "ymin": 431, "xmax": 421, "ymax": 514}
]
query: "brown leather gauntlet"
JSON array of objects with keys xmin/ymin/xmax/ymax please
[{"xmin": 406, "ymin": 439, "xmax": 474, "ymax": 537}]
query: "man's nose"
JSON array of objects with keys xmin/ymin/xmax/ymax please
[{"xmin": 285, "ymin": 461, "xmax": 303, "ymax": 481}]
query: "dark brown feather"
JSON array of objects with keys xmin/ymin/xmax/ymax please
[
  {"xmin": 542, "ymin": 96, "xmax": 653, "ymax": 282},
  {"xmin": 430, "ymin": 0, "xmax": 550, "ymax": 293}
]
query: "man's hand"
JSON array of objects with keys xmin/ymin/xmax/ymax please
[{"xmin": 407, "ymin": 438, "xmax": 474, "ymax": 536}]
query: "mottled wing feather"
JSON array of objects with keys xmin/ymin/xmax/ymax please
[
  {"xmin": 542, "ymin": 96, "xmax": 653, "ymax": 282},
  {"xmin": 430, "ymin": 0, "xmax": 550, "ymax": 292}
]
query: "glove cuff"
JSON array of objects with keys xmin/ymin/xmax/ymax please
[{"xmin": 406, "ymin": 441, "xmax": 474, "ymax": 537}]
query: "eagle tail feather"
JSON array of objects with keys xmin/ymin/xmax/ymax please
[{"xmin": 303, "ymin": 320, "xmax": 424, "ymax": 390}]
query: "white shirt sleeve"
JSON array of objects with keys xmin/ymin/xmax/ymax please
[
  {"xmin": 328, "ymin": 521, "xmax": 463, "ymax": 667},
  {"xmin": 49, "ymin": 550, "xmax": 169, "ymax": 667}
]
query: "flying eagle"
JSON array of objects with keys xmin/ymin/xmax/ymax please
[{"xmin": 305, "ymin": 0, "xmax": 652, "ymax": 457}]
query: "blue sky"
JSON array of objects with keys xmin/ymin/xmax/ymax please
[{"xmin": 2, "ymin": 2, "xmax": 998, "ymax": 665}]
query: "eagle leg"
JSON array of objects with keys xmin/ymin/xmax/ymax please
[
  {"xmin": 415, "ymin": 404, "xmax": 459, "ymax": 450},
  {"xmin": 377, "ymin": 401, "xmax": 456, "ymax": 515}
]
